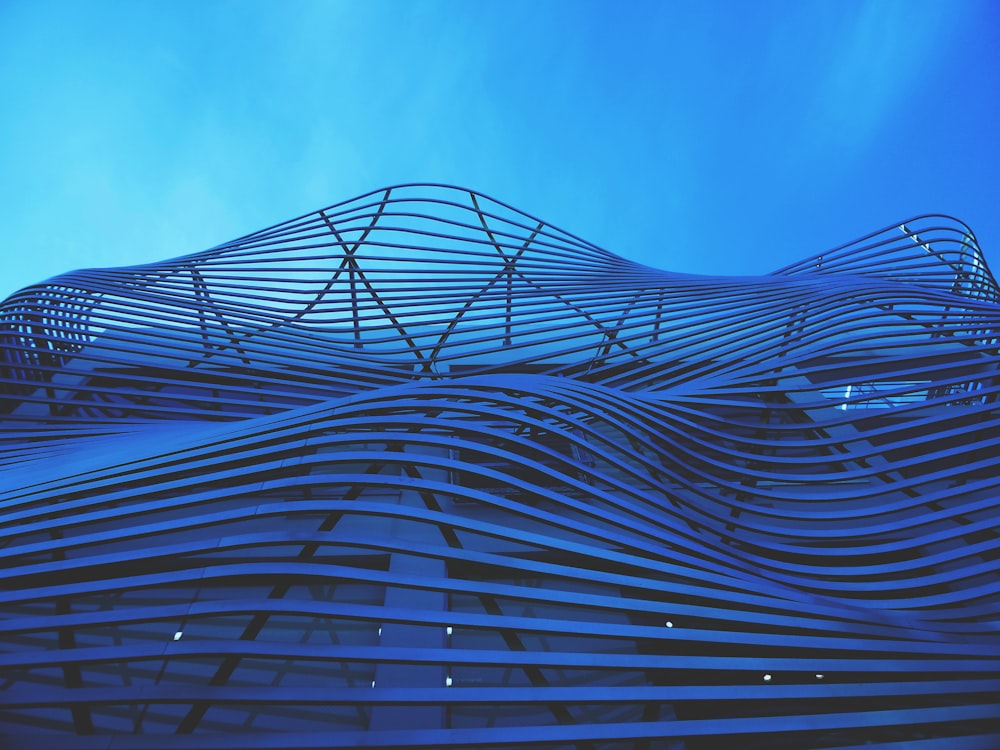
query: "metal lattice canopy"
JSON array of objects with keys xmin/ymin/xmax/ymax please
[{"xmin": 1, "ymin": 185, "xmax": 999, "ymax": 749}]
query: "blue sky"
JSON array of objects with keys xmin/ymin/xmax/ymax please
[{"xmin": 0, "ymin": 0, "xmax": 997, "ymax": 301}]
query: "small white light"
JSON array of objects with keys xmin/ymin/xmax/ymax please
[
  {"xmin": 763, "ymin": 674, "xmax": 772, "ymax": 682},
  {"xmin": 445, "ymin": 675, "xmax": 453, "ymax": 687},
  {"xmin": 665, "ymin": 621, "xmax": 673, "ymax": 628},
  {"xmin": 446, "ymin": 626, "xmax": 453, "ymax": 636},
  {"xmin": 371, "ymin": 680, "xmax": 376, "ymax": 688},
  {"xmin": 377, "ymin": 627, "xmax": 382, "ymax": 637},
  {"xmin": 173, "ymin": 631, "xmax": 183, "ymax": 641},
  {"xmin": 815, "ymin": 674, "xmax": 824, "ymax": 680}
]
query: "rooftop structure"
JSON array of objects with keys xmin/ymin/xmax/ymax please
[{"xmin": 1, "ymin": 185, "xmax": 999, "ymax": 749}]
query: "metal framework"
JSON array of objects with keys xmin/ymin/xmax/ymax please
[{"xmin": 1, "ymin": 184, "xmax": 999, "ymax": 749}]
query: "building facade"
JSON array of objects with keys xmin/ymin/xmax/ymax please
[{"xmin": 1, "ymin": 185, "xmax": 999, "ymax": 748}]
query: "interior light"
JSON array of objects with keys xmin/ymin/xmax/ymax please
[
  {"xmin": 763, "ymin": 674, "xmax": 772, "ymax": 682},
  {"xmin": 815, "ymin": 673, "xmax": 824, "ymax": 680},
  {"xmin": 371, "ymin": 680, "xmax": 376, "ymax": 688},
  {"xmin": 446, "ymin": 626, "xmax": 453, "ymax": 636},
  {"xmin": 445, "ymin": 675, "xmax": 453, "ymax": 687},
  {"xmin": 842, "ymin": 384, "xmax": 853, "ymax": 411},
  {"xmin": 173, "ymin": 631, "xmax": 183, "ymax": 641},
  {"xmin": 665, "ymin": 621, "xmax": 674, "ymax": 628}
]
